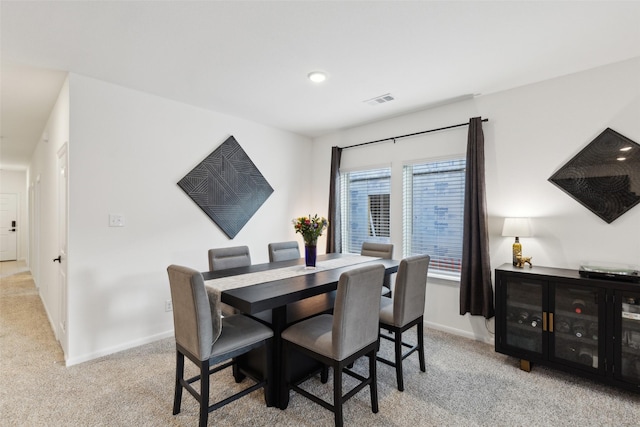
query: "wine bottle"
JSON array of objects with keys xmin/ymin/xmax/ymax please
[
  {"xmin": 530, "ymin": 314, "xmax": 542, "ymax": 328},
  {"xmin": 517, "ymin": 310, "xmax": 529, "ymax": 324},
  {"xmin": 577, "ymin": 347, "xmax": 593, "ymax": 366},
  {"xmin": 588, "ymin": 322, "xmax": 598, "ymax": 341},
  {"xmin": 555, "ymin": 317, "xmax": 571, "ymax": 334},
  {"xmin": 572, "ymin": 320, "xmax": 586, "ymax": 338},
  {"xmin": 512, "ymin": 237, "xmax": 522, "ymax": 266},
  {"xmin": 572, "ymin": 298, "xmax": 586, "ymax": 314},
  {"xmin": 558, "ymin": 344, "xmax": 577, "ymax": 361}
]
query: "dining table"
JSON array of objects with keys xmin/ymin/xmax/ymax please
[{"xmin": 202, "ymin": 252, "xmax": 400, "ymax": 409}]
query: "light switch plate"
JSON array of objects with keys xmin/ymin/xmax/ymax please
[{"xmin": 109, "ymin": 214, "xmax": 125, "ymax": 227}]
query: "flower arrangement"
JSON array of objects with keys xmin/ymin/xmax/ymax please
[{"xmin": 292, "ymin": 214, "xmax": 328, "ymax": 246}]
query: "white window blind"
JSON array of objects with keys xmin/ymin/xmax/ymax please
[
  {"xmin": 403, "ymin": 158, "xmax": 466, "ymax": 276},
  {"xmin": 340, "ymin": 168, "xmax": 391, "ymax": 254}
]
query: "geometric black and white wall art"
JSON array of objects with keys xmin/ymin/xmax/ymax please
[
  {"xmin": 178, "ymin": 135, "xmax": 274, "ymax": 238},
  {"xmin": 548, "ymin": 128, "xmax": 640, "ymax": 224}
]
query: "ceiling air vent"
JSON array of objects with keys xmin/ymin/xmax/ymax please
[{"xmin": 363, "ymin": 93, "xmax": 395, "ymax": 106}]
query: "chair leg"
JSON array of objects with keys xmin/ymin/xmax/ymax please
[
  {"xmin": 321, "ymin": 365, "xmax": 329, "ymax": 384},
  {"xmin": 173, "ymin": 350, "xmax": 185, "ymax": 415},
  {"xmin": 369, "ymin": 350, "xmax": 379, "ymax": 413},
  {"xmin": 417, "ymin": 321, "xmax": 426, "ymax": 372},
  {"xmin": 394, "ymin": 330, "xmax": 404, "ymax": 391},
  {"xmin": 199, "ymin": 361, "xmax": 209, "ymax": 427},
  {"xmin": 333, "ymin": 364, "xmax": 344, "ymax": 427},
  {"xmin": 232, "ymin": 357, "xmax": 246, "ymax": 383}
]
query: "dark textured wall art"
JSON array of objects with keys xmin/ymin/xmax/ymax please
[
  {"xmin": 178, "ymin": 136, "xmax": 274, "ymax": 238},
  {"xmin": 549, "ymin": 128, "xmax": 640, "ymax": 223}
]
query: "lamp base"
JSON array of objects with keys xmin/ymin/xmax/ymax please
[{"xmin": 512, "ymin": 237, "xmax": 522, "ymax": 266}]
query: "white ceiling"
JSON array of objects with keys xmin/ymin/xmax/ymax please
[{"xmin": 2, "ymin": 1, "xmax": 640, "ymax": 169}]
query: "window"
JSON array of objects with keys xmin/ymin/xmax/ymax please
[
  {"xmin": 340, "ymin": 167, "xmax": 391, "ymax": 254},
  {"xmin": 403, "ymin": 158, "xmax": 466, "ymax": 276},
  {"xmin": 368, "ymin": 194, "xmax": 390, "ymax": 238}
]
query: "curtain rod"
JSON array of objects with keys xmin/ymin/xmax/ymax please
[{"xmin": 340, "ymin": 118, "xmax": 489, "ymax": 150}]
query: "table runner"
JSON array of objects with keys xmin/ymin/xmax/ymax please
[
  {"xmin": 204, "ymin": 254, "xmax": 380, "ymax": 323},
  {"xmin": 205, "ymin": 254, "xmax": 380, "ymax": 294}
]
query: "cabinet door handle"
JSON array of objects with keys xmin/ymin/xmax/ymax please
[
  {"xmin": 549, "ymin": 312, "xmax": 554, "ymax": 333},
  {"xmin": 543, "ymin": 312, "xmax": 547, "ymax": 332}
]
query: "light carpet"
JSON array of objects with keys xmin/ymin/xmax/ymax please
[{"xmin": 1, "ymin": 269, "xmax": 638, "ymax": 426}]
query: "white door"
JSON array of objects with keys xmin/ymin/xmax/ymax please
[
  {"xmin": 0, "ymin": 193, "xmax": 18, "ymax": 261},
  {"xmin": 56, "ymin": 144, "xmax": 68, "ymax": 354}
]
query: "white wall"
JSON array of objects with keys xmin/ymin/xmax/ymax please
[
  {"xmin": 0, "ymin": 169, "xmax": 28, "ymax": 261},
  {"xmin": 60, "ymin": 74, "xmax": 312, "ymax": 365},
  {"xmin": 312, "ymin": 57, "xmax": 640, "ymax": 343}
]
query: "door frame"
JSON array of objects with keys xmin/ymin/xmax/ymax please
[
  {"xmin": 56, "ymin": 143, "xmax": 69, "ymax": 355},
  {"xmin": 0, "ymin": 192, "xmax": 19, "ymax": 261}
]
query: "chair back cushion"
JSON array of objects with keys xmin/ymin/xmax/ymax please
[
  {"xmin": 208, "ymin": 246, "xmax": 251, "ymax": 271},
  {"xmin": 268, "ymin": 241, "xmax": 300, "ymax": 262},
  {"xmin": 332, "ymin": 264, "xmax": 385, "ymax": 360},
  {"xmin": 393, "ymin": 254, "xmax": 430, "ymax": 326},
  {"xmin": 360, "ymin": 242, "xmax": 393, "ymax": 259},
  {"xmin": 167, "ymin": 265, "xmax": 221, "ymax": 361}
]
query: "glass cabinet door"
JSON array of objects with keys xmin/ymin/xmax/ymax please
[
  {"xmin": 504, "ymin": 277, "xmax": 545, "ymax": 355},
  {"xmin": 617, "ymin": 292, "xmax": 640, "ymax": 385},
  {"xmin": 551, "ymin": 283, "xmax": 602, "ymax": 371}
]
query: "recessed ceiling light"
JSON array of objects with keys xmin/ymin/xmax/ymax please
[
  {"xmin": 620, "ymin": 146, "xmax": 632, "ymax": 152},
  {"xmin": 308, "ymin": 71, "xmax": 328, "ymax": 83},
  {"xmin": 616, "ymin": 157, "xmax": 626, "ymax": 161}
]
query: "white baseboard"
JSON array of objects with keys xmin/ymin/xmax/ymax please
[
  {"xmin": 65, "ymin": 330, "xmax": 174, "ymax": 367},
  {"xmin": 425, "ymin": 320, "xmax": 495, "ymax": 346},
  {"xmin": 39, "ymin": 291, "xmax": 57, "ymax": 341},
  {"xmin": 64, "ymin": 321, "xmax": 497, "ymax": 367}
]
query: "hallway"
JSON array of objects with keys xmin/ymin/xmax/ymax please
[{"xmin": 0, "ymin": 260, "xmax": 29, "ymax": 278}]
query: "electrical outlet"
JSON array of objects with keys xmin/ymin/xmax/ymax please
[{"xmin": 165, "ymin": 300, "xmax": 173, "ymax": 312}]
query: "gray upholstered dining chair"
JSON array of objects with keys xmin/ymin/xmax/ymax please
[
  {"xmin": 361, "ymin": 242, "xmax": 394, "ymax": 296},
  {"xmin": 208, "ymin": 245, "xmax": 251, "ymax": 271},
  {"xmin": 167, "ymin": 265, "xmax": 274, "ymax": 427},
  {"xmin": 268, "ymin": 241, "xmax": 300, "ymax": 262},
  {"xmin": 377, "ymin": 254, "xmax": 430, "ymax": 391},
  {"xmin": 281, "ymin": 264, "xmax": 385, "ymax": 427},
  {"xmin": 360, "ymin": 242, "xmax": 394, "ymax": 259},
  {"xmin": 208, "ymin": 245, "xmax": 252, "ymax": 316}
]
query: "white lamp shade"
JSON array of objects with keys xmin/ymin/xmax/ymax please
[{"xmin": 502, "ymin": 217, "xmax": 532, "ymax": 237}]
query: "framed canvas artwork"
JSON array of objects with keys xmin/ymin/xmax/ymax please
[
  {"xmin": 178, "ymin": 136, "xmax": 274, "ymax": 238},
  {"xmin": 549, "ymin": 128, "xmax": 640, "ymax": 223}
]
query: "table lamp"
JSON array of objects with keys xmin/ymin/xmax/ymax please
[{"xmin": 502, "ymin": 218, "xmax": 532, "ymax": 266}]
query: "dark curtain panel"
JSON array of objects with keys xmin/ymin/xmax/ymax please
[
  {"xmin": 460, "ymin": 117, "xmax": 494, "ymax": 319},
  {"xmin": 326, "ymin": 146, "xmax": 342, "ymax": 253}
]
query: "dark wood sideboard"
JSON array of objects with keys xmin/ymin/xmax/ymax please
[{"xmin": 495, "ymin": 263, "xmax": 640, "ymax": 393}]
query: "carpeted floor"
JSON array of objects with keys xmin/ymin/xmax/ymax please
[{"xmin": 1, "ymin": 268, "xmax": 638, "ymax": 426}]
